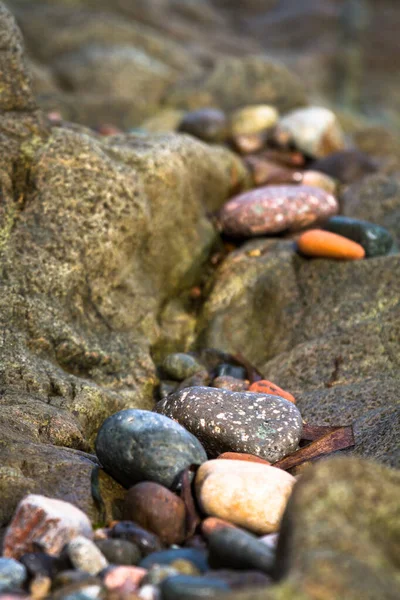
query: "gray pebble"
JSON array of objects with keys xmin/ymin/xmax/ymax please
[
  {"xmin": 162, "ymin": 353, "xmax": 204, "ymax": 381},
  {"xmin": 67, "ymin": 537, "xmax": 108, "ymax": 576},
  {"xmin": 0, "ymin": 557, "xmax": 27, "ymax": 591}
]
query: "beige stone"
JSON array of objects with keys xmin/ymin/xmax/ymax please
[
  {"xmin": 302, "ymin": 170, "xmax": 337, "ymax": 194},
  {"xmin": 230, "ymin": 105, "xmax": 278, "ymax": 136},
  {"xmin": 195, "ymin": 460, "xmax": 296, "ymax": 534}
]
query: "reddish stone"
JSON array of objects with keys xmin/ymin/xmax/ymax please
[
  {"xmin": 97, "ymin": 124, "xmax": 122, "ymax": 136},
  {"xmin": 201, "ymin": 517, "xmax": 237, "ymax": 538},
  {"xmin": 3, "ymin": 494, "xmax": 93, "ymax": 559},
  {"xmin": 123, "ymin": 482, "xmax": 186, "ymax": 545},
  {"xmin": 249, "ymin": 380, "xmax": 296, "ymax": 404},
  {"xmin": 217, "ymin": 452, "xmax": 271, "ymax": 465},
  {"xmin": 103, "ymin": 566, "xmax": 147, "ymax": 594},
  {"xmin": 297, "ymin": 229, "xmax": 365, "ymax": 260}
]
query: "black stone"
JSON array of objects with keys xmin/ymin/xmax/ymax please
[
  {"xmin": 207, "ymin": 528, "xmax": 275, "ymax": 576},
  {"xmin": 19, "ymin": 552, "xmax": 57, "ymax": 579},
  {"xmin": 178, "ymin": 109, "xmax": 228, "ymax": 144},
  {"xmin": 95, "ymin": 409, "xmax": 207, "ymax": 490},
  {"xmin": 205, "ymin": 569, "xmax": 272, "ymax": 590},
  {"xmin": 139, "ymin": 549, "xmax": 209, "ymax": 573},
  {"xmin": 215, "ymin": 364, "xmax": 247, "ymax": 380},
  {"xmin": 323, "ymin": 216, "xmax": 394, "ymax": 257},
  {"xmin": 95, "ymin": 539, "xmax": 141, "ymax": 566},
  {"xmin": 312, "ymin": 150, "xmax": 377, "ymax": 184},
  {"xmin": 160, "ymin": 575, "xmax": 230, "ymax": 600},
  {"xmin": 110, "ymin": 521, "xmax": 162, "ymax": 557},
  {"xmin": 154, "ymin": 386, "xmax": 302, "ymax": 462}
]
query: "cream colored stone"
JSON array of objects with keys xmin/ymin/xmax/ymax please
[
  {"xmin": 195, "ymin": 460, "xmax": 296, "ymax": 535},
  {"xmin": 278, "ymin": 107, "xmax": 345, "ymax": 158},
  {"xmin": 302, "ymin": 170, "xmax": 337, "ymax": 194},
  {"xmin": 230, "ymin": 105, "xmax": 278, "ymax": 136}
]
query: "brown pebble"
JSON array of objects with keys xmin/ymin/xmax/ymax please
[
  {"xmin": 212, "ymin": 376, "xmax": 249, "ymax": 392},
  {"xmin": 30, "ymin": 576, "xmax": 52, "ymax": 600},
  {"xmin": 201, "ymin": 517, "xmax": 237, "ymax": 538},
  {"xmin": 217, "ymin": 452, "xmax": 271, "ymax": 466},
  {"xmin": 123, "ymin": 482, "xmax": 186, "ymax": 546},
  {"xmin": 245, "ymin": 155, "xmax": 301, "ymax": 187}
]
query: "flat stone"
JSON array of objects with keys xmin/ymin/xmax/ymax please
[
  {"xmin": 277, "ymin": 107, "xmax": 345, "ymax": 158},
  {"xmin": 67, "ymin": 537, "xmax": 108, "ymax": 576},
  {"xmin": 139, "ymin": 549, "xmax": 209, "ymax": 573},
  {"xmin": 218, "ymin": 185, "xmax": 338, "ymax": 237},
  {"xmin": 95, "ymin": 409, "xmax": 207, "ymax": 490},
  {"xmin": 103, "ymin": 566, "xmax": 147, "ymax": 594},
  {"xmin": 162, "ymin": 353, "xmax": 204, "ymax": 381},
  {"xmin": 230, "ymin": 105, "xmax": 278, "ymax": 136},
  {"xmin": 123, "ymin": 482, "xmax": 186, "ymax": 545},
  {"xmin": 3, "ymin": 495, "xmax": 93, "ymax": 559},
  {"xmin": 154, "ymin": 386, "xmax": 303, "ymax": 462},
  {"xmin": 160, "ymin": 575, "xmax": 230, "ymax": 600},
  {"xmin": 94, "ymin": 539, "xmax": 141, "ymax": 566},
  {"xmin": 207, "ymin": 527, "xmax": 275, "ymax": 575},
  {"xmin": 178, "ymin": 109, "xmax": 228, "ymax": 144},
  {"xmin": 195, "ymin": 460, "xmax": 296, "ymax": 534},
  {"xmin": 110, "ymin": 521, "xmax": 162, "ymax": 557},
  {"xmin": 0, "ymin": 559, "xmax": 27, "ymax": 592},
  {"xmin": 323, "ymin": 216, "xmax": 394, "ymax": 257}
]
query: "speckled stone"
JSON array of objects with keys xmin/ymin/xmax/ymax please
[
  {"xmin": 95, "ymin": 539, "xmax": 141, "ymax": 566},
  {"xmin": 160, "ymin": 575, "xmax": 230, "ymax": 600},
  {"xmin": 67, "ymin": 536, "xmax": 108, "ymax": 576},
  {"xmin": 323, "ymin": 216, "xmax": 394, "ymax": 258},
  {"xmin": 178, "ymin": 109, "xmax": 228, "ymax": 144},
  {"xmin": 207, "ymin": 527, "xmax": 275, "ymax": 574},
  {"xmin": 218, "ymin": 185, "xmax": 338, "ymax": 237},
  {"xmin": 110, "ymin": 521, "xmax": 162, "ymax": 557},
  {"xmin": 95, "ymin": 409, "xmax": 207, "ymax": 490},
  {"xmin": 230, "ymin": 105, "xmax": 278, "ymax": 136},
  {"xmin": 0, "ymin": 558, "xmax": 27, "ymax": 592},
  {"xmin": 196, "ymin": 460, "xmax": 296, "ymax": 534},
  {"xmin": 212, "ymin": 376, "xmax": 249, "ymax": 392},
  {"xmin": 139, "ymin": 549, "xmax": 208, "ymax": 574},
  {"xmin": 154, "ymin": 387, "xmax": 302, "ymax": 462},
  {"xmin": 162, "ymin": 353, "xmax": 204, "ymax": 381}
]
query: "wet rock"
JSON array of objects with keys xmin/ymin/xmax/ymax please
[
  {"xmin": 196, "ymin": 460, "xmax": 295, "ymax": 534},
  {"xmin": 110, "ymin": 521, "xmax": 162, "ymax": 557},
  {"xmin": 123, "ymin": 482, "xmax": 186, "ymax": 546},
  {"xmin": 95, "ymin": 409, "xmax": 207, "ymax": 490},
  {"xmin": 301, "ymin": 170, "xmax": 337, "ymax": 194},
  {"xmin": 139, "ymin": 549, "xmax": 209, "ymax": 573},
  {"xmin": 212, "ymin": 376, "xmax": 249, "ymax": 392},
  {"xmin": 207, "ymin": 527, "xmax": 275, "ymax": 574},
  {"xmin": 248, "ymin": 381, "xmax": 295, "ymax": 404},
  {"xmin": 103, "ymin": 566, "xmax": 146, "ymax": 594},
  {"xmin": 312, "ymin": 150, "xmax": 377, "ymax": 183},
  {"xmin": 297, "ymin": 229, "xmax": 366, "ymax": 260},
  {"xmin": 160, "ymin": 574, "xmax": 230, "ymax": 600},
  {"xmin": 155, "ymin": 387, "xmax": 302, "ymax": 462},
  {"xmin": 162, "ymin": 354, "xmax": 204, "ymax": 381},
  {"xmin": 323, "ymin": 216, "xmax": 394, "ymax": 257},
  {"xmin": 0, "ymin": 559, "xmax": 27, "ymax": 592},
  {"xmin": 94, "ymin": 539, "xmax": 141, "ymax": 566},
  {"xmin": 277, "ymin": 107, "xmax": 345, "ymax": 158},
  {"xmin": 178, "ymin": 109, "xmax": 228, "ymax": 144},
  {"xmin": 219, "ymin": 185, "xmax": 338, "ymax": 237},
  {"xmin": 67, "ymin": 537, "xmax": 108, "ymax": 576},
  {"xmin": 230, "ymin": 105, "xmax": 278, "ymax": 136},
  {"xmin": 3, "ymin": 495, "xmax": 93, "ymax": 559}
]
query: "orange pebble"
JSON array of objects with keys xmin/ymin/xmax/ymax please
[
  {"xmin": 201, "ymin": 517, "xmax": 237, "ymax": 538},
  {"xmin": 297, "ymin": 229, "xmax": 365, "ymax": 260},
  {"xmin": 249, "ymin": 380, "xmax": 296, "ymax": 404},
  {"xmin": 217, "ymin": 452, "xmax": 271, "ymax": 465}
]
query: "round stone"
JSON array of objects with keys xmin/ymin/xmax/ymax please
[
  {"xmin": 154, "ymin": 386, "xmax": 303, "ymax": 462},
  {"xmin": 67, "ymin": 537, "xmax": 108, "ymax": 576},
  {"xmin": 139, "ymin": 549, "xmax": 208, "ymax": 573},
  {"xmin": 207, "ymin": 527, "xmax": 275, "ymax": 574},
  {"xmin": 160, "ymin": 575, "xmax": 230, "ymax": 600},
  {"xmin": 95, "ymin": 539, "xmax": 141, "ymax": 566},
  {"xmin": 95, "ymin": 409, "xmax": 207, "ymax": 490},
  {"xmin": 230, "ymin": 105, "xmax": 278, "ymax": 136},
  {"xmin": 219, "ymin": 185, "xmax": 338, "ymax": 237},
  {"xmin": 110, "ymin": 521, "xmax": 162, "ymax": 557},
  {"xmin": 178, "ymin": 109, "xmax": 228, "ymax": 144},
  {"xmin": 162, "ymin": 353, "xmax": 204, "ymax": 381},
  {"xmin": 322, "ymin": 216, "xmax": 394, "ymax": 258},
  {"xmin": 123, "ymin": 482, "xmax": 186, "ymax": 545},
  {"xmin": 301, "ymin": 170, "xmax": 337, "ymax": 194},
  {"xmin": 195, "ymin": 460, "xmax": 296, "ymax": 534},
  {"xmin": 0, "ymin": 558, "xmax": 27, "ymax": 592}
]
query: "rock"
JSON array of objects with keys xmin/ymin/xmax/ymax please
[
  {"xmin": 159, "ymin": 380, "xmax": 179, "ymax": 399},
  {"xmin": 94, "ymin": 539, "xmax": 141, "ymax": 566},
  {"xmin": 214, "ymin": 364, "xmax": 247, "ymax": 380},
  {"xmin": 162, "ymin": 353, "xmax": 205, "ymax": 381},
  {"xmin": 196, "ymin": 460, "xmax": 296, "ymax": 534},
  {"xmin": 3, "ymin": 495, "xmax": 93, "ymax": 559},
  {"xmin": 201, "ymin": 518, "xmax": 237, "ymax": 538},
  {"xmin": 110, "ymin": 521, "xmax": 162, "ymax": 557},
  {"xmin": 212, "ymin": 376, "xmax": 249, "ymax": 392},
  {"xmin": 155, "ymin": 387, "xmax": 303, "ymax": 462},
  {"xmin": 103, "ymin": 566, "xmax": 147, "ymax": 594},
  {"xmin": 139, "ymin": 549, "xmax": 209, "ymax": 573},
  {"xmin": 95, "ymin": 409, "xmax": 207, "ymax": 490},
  {"xmin": 323, "ymin": 216, "xmax": 394, "ymax": 258},
  {"xmin": 312, "ymin": 150, "xmax": 377, "ymax": 183},
  {"xmin": 143, "ymin": 565, "xmax": 180, "ymax": 586},
  {"xmin": 169, "ymin": 560, "xmax": 201, "ymax": 577},
  {"xmin": 205, "ymin": 569, "xmax": 271, "ymax": 590},
  {"xmin": 53, "ymin": 582, "xmax": 103, "ymax": 600},
  {"xmin": 207, "ymin": 527, "xmax": 275, "ymax": 575},
  {"xmin": 123, "ymin": 482, "xmax": 186, "ymax": 545},
  {"xmin": 178, "ymin": 109, "xmax": 228, "ymax": 144},
  {"xmin": 19, "ymin": 553, "xmax": 57, "ymax": 579},
  {"xmin": 301, "ymin": 171, "xmax": 337, "ymax": 194},
  {"xmin": 29, "ymin": 575, "xmax": 52, "ymax": 600},
  {"xmin": 176, "ymin": 370, "xmax": 211, "ymax": 392},
  {"xmin": 138, "ymin": 584, "xmax": 161, "ymax": 600},
  {"xmin": 230, "ymin": 105, "xmax": 278, "ymax": 136},
  {"xmin": 218, "ymin": 185, "xmax": 338, "ymax": 237},
  {"xmin": 52, "ymin": 571, "xmax": 100, "ymax": 591},
  {"xmin": 248, "ymin": 381, "xmax": 295, "ymax": 404},
  {"xmin": 217, "ymin": 453, "xmax": 271, "ymax": 466},
  {"xmin": 0, "ymin": 559, "xmax": 27, "ymax": 592},
  {"xmin": 259, "ymin": 534, "xmax": 279, "ymax": 551},
  {"xmin": 231, "ymin": 133, "xmax": 266, "ymax": 156},
  {"xmin": 160, "ymin": 575, "xmax": 230, "ymax": 600},
  {"xmin": 277, "ymin": 107, "xmax": 345, "ymax": 158},
  {"xmin": 67, "ymin": 537, "xmax": 108, "ymax": 576},
  {"xmin": 244, "ymin": 156, "xmax": 300, "ymax": 186},
  {"xmin": 297, "ymin": 229, "xmax": 366, "ymax": 260}
]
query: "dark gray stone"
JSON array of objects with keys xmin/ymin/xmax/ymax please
[
  {"xmin": 110, "ymin": 521, "xmax": 162, "ymax": 557},
  {"xmin": 178, "ymin": 109, "xmax": 228, "ymax": 144},
  {"xmin": 176, "ymin": 370, "xmax": 210, "ymax": 392},
  {"xmin": 323, "ymin": 216, "xmax": 393, "ymax": 257},
  {"xmin": 154, "ymin": 387, "xmax": 302, "ymax": 462},
  {"xmin": 139, "ymin": 549, "xmax": 209, "ymax": 573},
  {"xmin": 95, "ymin": 409, "xmax": 208, "ymax": 490},
  {"xmin": 215, "ymin": 364, "xmax": 247, "ymax": 380},
  {"xmin": 312, "ymin": 150, "xmax": 377, "ymax": 184},
  {"xmin": 205, "ymin": 569, "xmax": 271, "ymax": 590},
  {"xmin": 159, "ymin": 380, "xmax": 179, "ymax": 399},
  {"xmin": 0, "ymin": 557, "xmax": 27, "ymax": 591},
  {"xmin": 160, "ymin": 574, "xmax": 230, "ymax": 600},
  {"xmin": 162, "ymin": 353, "xmax": 204, "ymax": 381},
  {"xmin": 208, "ymin": 528, "xmax": 275, "ymax": 576},
  {"xmin": 94, "ymin": 539, "xmax": 141, "ymax": 566}
]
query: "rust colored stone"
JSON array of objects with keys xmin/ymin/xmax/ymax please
[
  {"xmin": 123, "ymin": 482, "xmax": 186, "ymax": 546},
  {"xmin": 297, "ymin": 229, "xmax": 365, "ymax": 260},
  {"xmin": 248, "ymin": 380, "xmax": 296, "ymax": 404},
  {"xmin": 201, "ymin": 517, "xmax": 237, "ymax": 538},
  {"xmin": 217, "ymin": 452, "xmax": 271, "ymax": 465}
]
